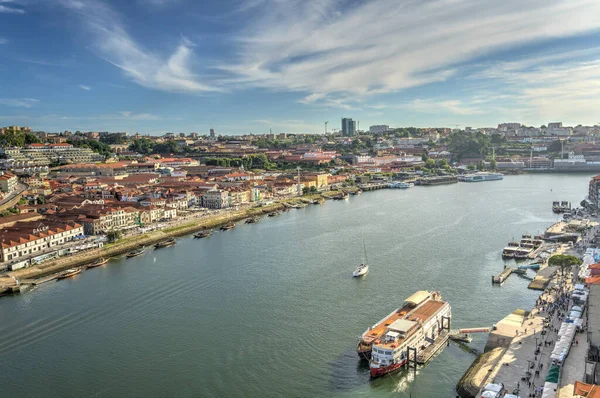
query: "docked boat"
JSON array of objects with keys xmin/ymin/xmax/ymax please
[
  {"xmin": 502, "ymin": 241, "xmax": 520, "ymax": 258},
  {"xmin": 126, "ymin": 249, "xmax": 145, "ymax": 258},
  {"xmin": 359, "ymin": 291, "xmax": 452, "ymax": 377},
  {"xmin": 388, "ymin": 181, "xmax": 412, "ymax": 189},
  {"xmin": 220, "ymin": 222, "xmax": 235, "ymax": 230},
  {"xmin": 86, "ymin": 257, "xmax": 109, "ymax": 269},
  {"xmin": 362, "ymin": 291, "xmax": 452, "ymax": 377},
  {"xmin": 459, "ymin": 172, "xmax": 504, "ymax": 182},
  {"xmin": 245, "ymin": 216, "xmax": 259, "ymax": 224},
  {"xmin": 57, "ymin": 268, "xmax": 82, "ymax": 279},
  {"xmin": 268, "ymin": 212, "xmax": 280, "ymax": 217},
  {"xmin": 154, "ymin": 238, "xmax": 176, "ymax": 249},
  {"xmin": 351, "ymin": 190, "xmax": 363, "ymax": 195},
  {"xmin": 194, "ymin": 229, "xmax": 212, "ymax": 238}
]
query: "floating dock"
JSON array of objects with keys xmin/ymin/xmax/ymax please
[
  {"xmin": 492, "ymin": 267, "xmax": 513, "ymax": 284},
  {"xmin": 416, "ymin": 330, "xmax": 449, "ymax": 364}
]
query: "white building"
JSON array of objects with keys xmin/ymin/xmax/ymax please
[
  {"xmin": 202, "ymin": 189, "xmax": 230, "ymax": 209},
  {"xmin": 369, "ymin": 125, "xmax": 390, "ymax": 134},
  {"xmin": 0, "ymin": 221, "xmax": 84, "ymax": 263}
]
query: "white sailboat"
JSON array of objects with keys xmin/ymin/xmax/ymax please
[{"xmin": 353, "ymin": 236, "xmax": 369, "ymax": 277}]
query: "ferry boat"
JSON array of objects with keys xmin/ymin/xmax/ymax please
[
  {"xmin": 502, "ymin": 241, "xmax": 520, "ymax": 258},
  {"xmin": 154, "ymin": 237, "xmax": 176, "ymax": 249},
  {"xmin": 458, "ymin": 172, "xmax": 504, "ymax": 182},
  {"xmin": 194, "ymin": 229, "xmax": 212, "ymax": 238},
  {"xmin": 417, "ymin": 176, "xmax": 458, "ymax": 186},
  {"xmin": 388, "ymin": 181, "xmax": 413, "ymax": 189},
  {"xmin": 366, "ymin": 291, "xmax": 451, "ymax": 377},
  {"xmin": 126, "ymin": 248, "xmax": 145, "ymax": 258},
  {"xmin": 220, "ymin": 222, "xmax": 235, "ymax": 230},
  {"xmin": 58, "ymin": 268, "xmax": 82, "ymax": 279},
  {"xmin": 86, "ymin": 257, "xmax": 109, "ymax": 269}
]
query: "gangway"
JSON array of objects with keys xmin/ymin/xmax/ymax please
[{"xmin": 449, "ymin": 327, "xmax": 493, "ymax": 343}]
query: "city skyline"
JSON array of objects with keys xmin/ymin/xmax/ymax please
[{"xmin": 1, "ymin": 0, "xmax": 600, "ymax": 133}]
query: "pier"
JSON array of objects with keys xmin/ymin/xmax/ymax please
[
  {"xmin": 492, "ymin": 267, "xmax": 514, "ymax": 284},
  {"xmin": 357, "ymin": 183, "xmax": 388, "ymax": 191}
]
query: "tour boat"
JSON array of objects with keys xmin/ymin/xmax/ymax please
[
  {"xmin": 154, "ymin": 238, "xmax": 176, "ymax": 249},
  {"xmin": 502, "ymin": 241, "xmax": 520, "ymax": 258},
  {"xmin": 220, "ymin": 222, "xmax": 235, "ymax": 230},
  {"xmin": 388, "ymin": 181, "xmax": 412, "ymax": 189},
  {"xmin": 87, "ymin": 258, "xmax": 109, "ymax": 269},
  {"xmin": 126, "ymin": 249, "xmax": 145, "ymax": 258},
  {"xmin": 194, "ymin": 229, "xmax": 212, "ymax": 238},
  {"xmin": 357, "ymin": 291, "xmax": 452, "ymax": 377},
  {"xmin": 58, "ymin": 268, "xmax": 82, "ymax": 279}
]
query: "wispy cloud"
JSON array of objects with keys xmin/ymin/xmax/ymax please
[
  {"xmin": 60, "ymin": 0, "xmax": 220, "ymax": 93},
  {"xmin": 78, "ymin": 84, "xmax": 91, "ymax": 91},
  {"xmin": 402, "ymin": 99, "xmax": 484, "ymax": 116},
  {"xmin": 225, "ymin": 0, "xmax": 600, "ymax": 104},
  {"xmin": 0, "ymin": 98, "xmax": 39, "ymax": 108},
  {"xmin": 0, "ymin": 1, "xmax": 24, "ymax": 14},
  {"xmin": 0, "ymin": 38, "xmax": 8, "ymax": 45},
  {"xmin": 253, "ymin": 118, "xmax": 321, "ymax": 133}
]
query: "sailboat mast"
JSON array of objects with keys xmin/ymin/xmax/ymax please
[{"xmin": 362, "ymin": 235, "xmax": 368, "ymax": 264}]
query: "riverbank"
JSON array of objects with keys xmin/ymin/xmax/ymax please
[{"xmin": 4, "ymin": 202, "xmax": 286, "ymax": 286}]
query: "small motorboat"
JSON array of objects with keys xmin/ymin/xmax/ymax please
[
  {"xmin": 57, "ymin": 268, "xmax": 82, "ymax": 279},
  {"xmin": 245, "ymin": 216, "xmax": 259, "ymax": 224},
  {"xmin": 126, "ymin": 249, "xmax": 145, "ymax": 258},
  {"xmin": 449, "ymin": 333, "xmax": 473, "ymax": 343},
  {"xmin": 154, "ymin": 237, "xmax": 176, "ymax": 249},
  {"xmin": 86, "ymin": 258, "xmax": 109, "ymax": 269},
  {"xmin": 353, "ymin": 263, "xmax": 369, "ymax": 277},
  {"xmin": 194, "ymin": 229, "xmax": 212, "ymax": 238},
  {"xmin": 268, "ymin": 212, "xmax": 280, "ymax": 217},
  {"xmin": 220, "ymin": 222, "xmax": 235, "ymax": 231}
]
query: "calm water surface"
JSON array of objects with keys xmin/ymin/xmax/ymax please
[{"xmin": 0, "ymin": 174, "xmax": 592, "ymax": 397}]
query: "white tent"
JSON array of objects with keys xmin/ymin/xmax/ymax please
[{"xmin": 542, "ymin": 382, "xmax": 558, "ymax": 398}]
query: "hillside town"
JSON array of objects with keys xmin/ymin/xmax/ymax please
[{"xmin": 1, "ymin": 120, "xmax": 600, "ymax": 273}]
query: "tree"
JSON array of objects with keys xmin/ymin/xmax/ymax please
[
  {"xmin": 106, "ymin": 230, "xmax": 122, "ymax": 243},
  {"xmin": 425, "ymin": 158, "xmax": 436, "ymax": 169},
  {"xmin": 309, "ymin": 186, "xmax": 318, "ymax": 193},
  {"xmin": 548, "ymin": 254, "xmax": 581, "ymax": 276},
  {"xmin": 99, "ymin": 133, "xmax": 126, "ymax": 145},
  {"xmin": 37, "ymin": 196, "xmax": 45, "ymax": 205},
  {"xmin": 476, "ymin": 160, "xmax": 485, "ymax": 170},
  {"xmin": 467, "ymin": 164, "xmax": 476, "ymax": 171},
  {"xmin": 302, "ymin": 186, "xmax": 310, "ymax": 195},
  {"xmin": 490, "ymin": 159, "xmax": 497, "ymax": 170},
  {"xmin": 436, "ymin": 159, "xmax": 448, "ymax": 168}
]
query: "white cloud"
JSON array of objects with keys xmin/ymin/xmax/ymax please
[
  {"xmin": 78, "ymin": 84, "xmax": 91, "ymax": 91},
  {"xmin": 60, "ymin": 0, "xmax": 220, "ymax": 93},
  {"xmin": 482, "ymin": 57, "xmax": 600, "ymax": 125},
  {"xmin": 225, "ymin": 0, "xmax": 600, "ymax": 103},
  {"xmin": 0, "ymin": 38, "xmax": 7, "ymax": 45},
  {"xmin": 402, "ymin": 99, "xmax": 484, "ymax": 116},
  {"xmin": 0, "ymin": 98, "xmax": 39, "ymax": 108},
  {"xmin": 253, "ymin": 118, "xmax": 322, "ymax": 133},
  {"xmin": 0, "ymin": 2, "xmax": 24, "ymax": 14}
]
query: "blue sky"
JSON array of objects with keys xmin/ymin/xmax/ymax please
[{"xmin": 1, "ymin": 0, "xmax": 600, "ymax": 134}]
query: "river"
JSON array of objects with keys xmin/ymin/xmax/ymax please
[{"xmin": 0, "ymin": 174, "xmax": 592, "ymax": 397}]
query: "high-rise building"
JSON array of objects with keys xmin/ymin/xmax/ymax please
[
  {"xmin": 341, "ymin": 118, "xmax": 356, "ymax": 136},
  {"xmin": 209, "ymin": 128, "xmax": 216, "ymax": 138}
]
